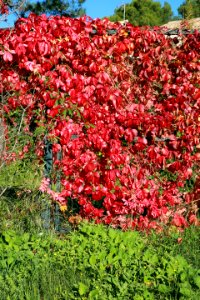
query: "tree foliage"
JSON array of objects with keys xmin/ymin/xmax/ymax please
[
  {"xmin": 20, "ymin": 0, "xmax": 86, "ymax": 17},
  {"xmin": 0, "ymin": 0, "xmax": 24, "ymax": 16},
  {"xmin": 178, "ymin": 0, "xmax": 200, "ymax": 19},
  {"xmin": 109, "ymin": 0, "xmax": 173, "ymax": 26},
  {"xmin": 0, "ymin": 0, "xmax": 86, "ymax": 17}
]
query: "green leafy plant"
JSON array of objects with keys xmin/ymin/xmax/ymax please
[{"xmin": 0, "ymin": 222, "xmax": 199, "ymax": 299}]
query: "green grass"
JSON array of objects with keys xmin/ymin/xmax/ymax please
[{"xmin": 0, "ymin": 188, "xmax": 49, "ymax": 232}]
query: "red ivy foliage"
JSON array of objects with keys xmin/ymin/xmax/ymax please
[
  {"xmin": 0, "ymin": 14, "xmax": 200, "ymax": 230},
  {"xmin": 0, "ymin": 0, "xmax": 8, "ymax": 14}
]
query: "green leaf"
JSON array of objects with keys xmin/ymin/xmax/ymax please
[
  {"xmin": 78, "ymin": 282, "xmax": 88, "ymax": 296},
  {"xmin": 89, "ymin": 289, "xmax": 99, "ymax": 298},
  {"xmin": 179, "ymin": 283, "xmax": 192, "ymax": 297},
  {"xmin": 194, "ymin": 276, "xmax": 200, "ymax": 289},
  {"xmin": 143, "ymin": 290, "xmax": 154, "ymax": 300},
  {"xmin": 7, "ymin": 256, "xmax": 14, "ymax": 265},
  {"xmin": 89, "ymin": 255, "xmax": 96, "ymax": 266},
  {"xmin": 108, "ymin": 229, "xmax": 117, "ymax": 240},
  {"xmin": 107, "ymin": 252, "xmax": 113, "ymax": 264},
  {"xmin": 158, "ymin": 284, "xmax": 171, "ymax": 293},
  {"xmin": 180, "ymin": 272, "xmax": 187, "ymax": 282},
  {"xmin": 180, "ymin": 287, "xmax": 192, "ymax": 297}
]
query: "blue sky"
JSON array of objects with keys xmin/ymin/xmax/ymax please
[
  {"xmin": 84, "ymin": 0, "xmax": 183, "ymax": 19},
  {"xmin": 0, "ymin": 0, "xmax": 184, "ymax": 28}
]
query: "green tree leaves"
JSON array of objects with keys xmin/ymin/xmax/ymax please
[
  {"xmin": 178, "ymin": 0, "xmax": 200, "ymax": 19},
  {"xmin": 20, "ymin": 0, "xmax": 86, "ymax": 17},
  {"xmin": 109, "ymin": 0, "xmax": 173, "ymax": 26}
]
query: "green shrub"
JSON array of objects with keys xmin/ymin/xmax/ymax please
[
  {"xmin": 0, "ymin": 223, "xmax": 199, "ymax": 299},
  {"xmin": 0, "ymin": 230, "xmax": 75, "ymax": 299},
  {"xmin": 65, "ymin": 222, "xmax": 200, "ymax": 299},
  {"xmin": 148, "ymin": 225, "xmax": 200, "ymax": 270}
]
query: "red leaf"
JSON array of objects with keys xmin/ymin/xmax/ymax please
[{"xmin": 3, "ymin": 51, "xmax": 13, "ymax": 62}]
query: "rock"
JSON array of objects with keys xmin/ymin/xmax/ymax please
[{"xmin": 162, "ymin": 18, "xmax": 200, "ymax": 30}]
